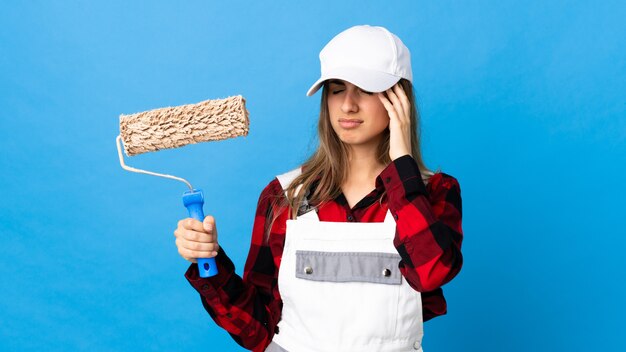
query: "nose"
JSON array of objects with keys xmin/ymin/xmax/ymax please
[{"xmin": 340, "ymin": 90, "xmax": 359, "ymax": 114}]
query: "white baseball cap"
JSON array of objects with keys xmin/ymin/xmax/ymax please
[{"xmin": 306, "ymin": 25, "xmax": 413, "ymax": 97}]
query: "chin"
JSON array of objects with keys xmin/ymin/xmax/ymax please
[{"xmin": 339, "ymin": 135, "xmax": 377, "ymax": 147}]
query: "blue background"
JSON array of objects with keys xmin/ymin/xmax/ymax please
[{"xmin": 1, "ymin": 1, "xmax": 625, "ymax": 351}]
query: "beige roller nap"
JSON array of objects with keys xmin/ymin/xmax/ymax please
[{"xmin": 119, "ymin": 95, "xmax": 249, "ymax": 156}]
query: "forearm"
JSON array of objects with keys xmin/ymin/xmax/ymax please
[
  {"xmin": 380, "ymin": 155, "xmax": 464, "ymax": 292},
  {"xmin": 394, "ymin": 223, "xmax": 463, "ymax": 291},
  {"xmin": 185, "ymin": 247, "xmax": 274, "ymax": 351}
]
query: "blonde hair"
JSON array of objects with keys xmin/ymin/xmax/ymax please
[{"xmin": 265, "ymin": 79, "xmax": 435, "ymax": 237}]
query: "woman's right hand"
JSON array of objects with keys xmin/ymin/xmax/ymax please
[{"xmin": 174, "ymin": 216, "xmax": 219, "ymax": 263}]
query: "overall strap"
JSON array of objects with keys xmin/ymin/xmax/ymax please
[
  {"xmin": 276, "ymin": 167, "xmax": 303, "ymax": 194},
  {"xmin": 275, "ymin": 167, "xmax": 318, "ymax": 220}
]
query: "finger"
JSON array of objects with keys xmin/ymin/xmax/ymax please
[
  {"xmin": 177, "ymin": 238, "xmax": 215, "ymax": 252},
  {"xmin": 179, "ymin": 246, "xmax": 218, "ymax": 259},
  {"xmin": 392, "ymin": 84, "xmax": 410, "ymax": 117},
  {"xmin": 377, "ymin": 93, "xmax": 398, "ymax": 121},
  {"xmin": 203, "ymin": 215, "xmax": 216, "ymax": 233},
  {"xmin": 179, "ymin": 243, "xmax": 216, "ymax": 259},
  {"xmin": 182, "ymin": 229, "xmax": 214, "ymax": 243},
  {"xmin": 385, "ymin": 87, "xmax": 406, "ymax": 122},
  {"xmin": 176, "ymin": 238, "xmax": 219, "ymax": 252},
  {"xmin": 175, "ymin": 242, "xmax": 197, "ymax": 263},
  {"xmin": 385, "ymin": 87, "xmax": 402, "ymax": 116},
  {"xmin": 182, "ymin": 218, "xmax": 205, "ymax": 232}
]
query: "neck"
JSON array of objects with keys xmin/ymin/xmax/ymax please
[{"xmin": 345, "ymin": 144, "xmax": 386, "ymax": 184}]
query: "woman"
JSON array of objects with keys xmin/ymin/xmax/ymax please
[{"xmin": 174, "ymin": 25, "xmax": 463, "ymax": 352}]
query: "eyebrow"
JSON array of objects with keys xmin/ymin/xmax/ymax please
[{"xmin": 327, "ymin": 79, "xmax": 345, "ymax": 86}]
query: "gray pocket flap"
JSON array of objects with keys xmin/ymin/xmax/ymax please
[{"xmin": 295, "ymin": 250, "xmax": 402, "ymax": 285}]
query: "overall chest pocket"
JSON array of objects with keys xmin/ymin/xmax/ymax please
[
  {"xmin": 295, "ymin": 250, "xmax": 402, "ymax": 284},
  {"xmin": 293, "ymin": 250, "xmax": 403, "ymax": 341}
]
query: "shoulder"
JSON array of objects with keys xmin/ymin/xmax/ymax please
[
  {"xmin": 251, "ymin": 177, "xmax": 287, "ymax": 219},
  {"xmin": 275, "ymin": 166, "xmax": 303, "ymax": 191},
  {"xmin": 256, "ymin": 166, "xmax": 302, "ymax": 205},
  {"xmin": 258, "ymin": 177, "xmax": 284, "ymax": 202}
]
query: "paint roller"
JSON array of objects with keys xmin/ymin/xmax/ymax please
[{"xmin": 116, "ymin": 95, "xmax": 250, "ymax": 277}]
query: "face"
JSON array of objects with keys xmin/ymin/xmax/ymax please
[{"xmin": 326, "ymin": 79, "xmax": 390, "ymax": 149}]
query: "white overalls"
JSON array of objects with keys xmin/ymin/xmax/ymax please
[{"xmin": 266, "ymin": 167, "xmax": 424, "ymax": 352}]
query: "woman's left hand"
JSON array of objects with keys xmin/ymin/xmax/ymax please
[{"xmin": 378, "ymin": 83, "xmax": 412, "ymax": 161}]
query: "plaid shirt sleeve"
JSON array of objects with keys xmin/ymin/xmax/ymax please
[
  {"xmin": 185, "ymin": 180, "xmax": 283, "ymax": 352},
  {"xmin": 378, "ymin": 154, "xmax": 464, "ymax": 292}
]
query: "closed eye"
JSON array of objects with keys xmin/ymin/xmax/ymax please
[{"xmin": 330, "ymin": 88, "xmax": 372, "ymax": 95}]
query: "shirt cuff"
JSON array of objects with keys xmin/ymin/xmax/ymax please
[
  {"xmin": 377, "ymin": 154, "xmax": 428, "ymax": 196},
  {"xmin": 185, "ymin": 246, "xmax": 235, "ymax": 296}
]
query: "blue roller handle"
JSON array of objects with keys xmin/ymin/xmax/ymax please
[{"xmin": 182, "ymin": 189, "xmax": 218, "ymax": 278}]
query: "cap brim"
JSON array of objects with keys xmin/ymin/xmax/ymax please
[{"xmin": 306, "ymin": 66, "xmax": 402, "ymax": 96}]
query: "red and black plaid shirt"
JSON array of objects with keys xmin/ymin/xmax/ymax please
[{"xmin": 186, "ymin": 155, "xmax": 463, "ymax": 352}]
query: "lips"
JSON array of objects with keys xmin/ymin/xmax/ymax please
[{"xmin": 338, "ymin": 118, "xmax": 363, "ymax": 129}]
